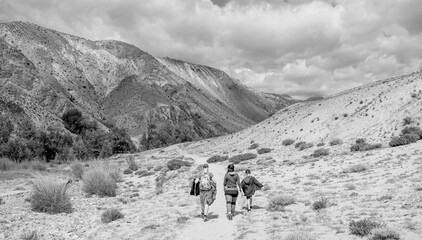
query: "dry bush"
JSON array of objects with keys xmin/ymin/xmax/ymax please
[
  {"xmin": 343, "ymin": 163, "xmax": 369, "ymax": 173},
  {"xmin": 283, "ymin": 232, "xmax": 315, "ymax": 240},
  {"xmin": 257, "ymin": 148, "xmax": 272, "ymax": 154},
  {"xmin": 349, "ymin": 219, "xmax": 385, "ymax": 237},
  {"xmin": 316, "ymin": 142, "xmax": 325, "ymax": 147},
  {"xmin": 248, "ymin": 143, "xmax": 259, "ymax": 150},
  {"xmin": 351, "ymin": 139, "xmax": 382, "ymax": 152},
  {"xmin": 70, "ymin": 162, "xmax": 84, "ymax": 179},
  {"xmin": 282, "ymin": 139, "xmax": 295, "ymax": 146},
  {"xmin": 167, "ymin": 159, "xmax": 192, "ymax": 170},
  {"xmin": 101, "ymin": 208, "xmax": 124, "ymax": 223},
  {"xmin": 21, "ymin": 230, "xmax": 39, "ymax": 240},
  {"xmin": 389, "ymin": 128, "xmax": 421, "ymax": 147},
  {"xmin": 29, "ymin": 160, "xmax": 47, "ymax": 171},
  {"xmin": 311, "ymin": 148, "xmax": 329, "ymax": 157},
  {"xmin": 329, "ymin": 138, "xmax": 343, "ymax": 146},
  {"xmin": 229, "ymin": 153, "xmax": 257, "ymax": 164},
  {"xmin": 82, "ymin": 164, "xmax": 118, "ymax": 197},
  {"xmin": 0, "ymin": 158, "xmax": 16, "ymax": 171},
  {"xmin": 29, "ymin": 175, "xmax": 72, "ymax": 214},
  {"xmin": 206, "ymin": 155, "xmax": 228, "ymax": 163},
  {"xmin": 126, "ymin": 156, "xmax": 139, "ymax": 171},
  {"xmin": 268, "ymin": 194, "xmax": 296, "ymax": 211},
  {"xmin": 295, "ymin": 141, "xmax": 314, "ymax": 151},
  {"xmin": 312, "ymin": 198, "xmax": 328, "ymax": 211},
  {"xmin": 123, "ymin": 169, "xmax": 133, "ymax": 174},
  {"xmin": 344, "ymin": 183, "xmax": 356, "ymax": 190},
  {"xmin": 403, "ymin": 117, "xmax": 413, "ymax": 125},
  {"xmin": 370, "ymin": 227, "xmax": 400, "ymax": 240}
]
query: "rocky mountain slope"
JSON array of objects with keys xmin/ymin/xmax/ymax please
[{"xmin": 0, "ymin": 21, "xmax": 293, "ymax": 141}]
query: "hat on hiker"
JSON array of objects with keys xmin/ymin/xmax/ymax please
[
  {"xmin": 227, "ymin": 164, "xmax": 234, "ymax": 170},
  {"xmin": 203, "ymin": 163, "xmax": 209, "ymax": 169}
]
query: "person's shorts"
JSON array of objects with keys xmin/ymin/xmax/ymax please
[
  {"xmin": 246, "ymin": 196, "xmax": 251, "ymax": 199},
  {"xmin": 200, "ymin": 190, "xmax": 214, "ymax": 205},
  {"xmin": 225, "ymin": 193, "xmax": 238, "ymax": 205}
]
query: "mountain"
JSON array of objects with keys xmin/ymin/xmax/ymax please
[
  {"xmin": 182, "ymin": 70, "xmax": 422, "ymax": 156},
  {"xmin": 0, "ymin": 21, "xmax": 294, "ymax": 144}
]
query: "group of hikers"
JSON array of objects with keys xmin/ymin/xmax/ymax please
[{"xmin": 190, "ymin": 163, "xmax": 263, "ymax": 222}]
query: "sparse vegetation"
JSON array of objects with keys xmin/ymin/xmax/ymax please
[
  {"xmin": 126, "ymin": 156, "xmax": 139, "ymax": 171},
  {"xmin": 370, "ymin": 227, "xmax": 400, "ymax": 240},
  {"xmin": 295, "ymin": 141, "xmax": 314, "ymax": 151},
  {"xmin": 206, "ymin": 155, "xmax": 228, "ymax": 163},
  {"xmin": 257, "ymin": 148, "xmax": 272, "ymax": 154},
  {"xmin": 349, "ymin": 219, "xmax": 386, "ymax": 237},
  {"xmin": 282, "ymin": 139, "xmax": 295, "ymax": 146},
  {"xmin": 389, "ymin": 126, "xmax": 422, "ymax": 147},
  {"xmin": 0, "ymin": 158, "xmax": 16, "ymax": 171},
  {"xmin": 29, "ymin": 160, "xmax": 47, "ymax": 171},
  {"xmin": 21, "ymin": 230, "xmax": 39, "ymax": 240},
  {"xmin": 248, "ymin": 143, "xmax": 259, "ymax": 150},
  {"xmin": 167, "ymin": 159, "xmax": 193, "ymax": 170},
  {"xmin": 228, "ymin": 153, "xmax": 257, "ymax": 164},
  {"xmin": 403, "ymin": 117, "xmax": 413, "ymax": 125},
  {"xmin": 312, "ymin": 198, "xmax": 328, "ymax": 211},
  {"xmin": 101, "ymin": 208, "xmax": 124, "ymax": 223},
  {"xmin": 311, "ymin": 148, "xmax": 329, "ymax": 157},
  {"xmin": 316, "ymin": 142, "xmax": 325, "ymax": 147},
  {"xmin": 82, "ymin": 164, "xmax": 118, "ymax": 197},
  {"xmin": 343, "ymin": 163, "xmax": 369, "ymax": 173},
  {"xmin": 350, "ymin": 139, "xmax": 382, "ymax": 152},
  {"xmin": 268, "ymin": 194, "xmax": 296, "ymax": 211},
  {"xmin": 329, "ymin": 138, "xmax": 343, "ymax": 146},
  {"xmin": 283, "ymin": 232, "xmax": 315, "ymax": 240},
  {"xmin": 70, "ymin": 162, "xmax": 84, "ymax": 179},
  {"xmin": 29, "ymin": 175, "xmax": 72, "ymax": 214}
]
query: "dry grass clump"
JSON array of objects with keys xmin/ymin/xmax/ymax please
[
  {"xmin": 29, "ymin": 175, "xmax": 72, "ymax": 214},
  {"xmin": 329, "ymin": 138, "xmax": 343, "ymax": 146},
  {"xmin": 257, "ymin": 148, "xmax": 272, "ymax": 154},
  {"xmin": 21, "ymin": 230, "xmax": 39, "ymax": 240},
  {"xmin": 82, "ymin": 164, "xmax": 118, "ymax": 197},
  {"xmin": 295, "ymin": 141, "xmax": 314, "ymax": 151},
  {"xmin": 282, "ymin": 139, "xmax": 295, "ymax": 146},
  {"xmin": 311, "ymin": 148, "xmax": 329, "ymax": 157},
  {"xmin": 349, "ymin": 219, "xmax": 386, "ymax": 237},
  {"xmin": 312, "ymin": 198, "xmax": 328, "ymax": 211},
  {"xmin": 283, "ymin": 232, "xmax": 315, "ymax": 240},
  {"xmin": 0, "ymin": 158, "xmax": 16, "ymax": 171},
  {"xmin": 29, "ymin": 160, "xmax": 47, "ymax": 171},
  {"xmin": 101, "ymin": 208, "xmax": 124, "ymax": 223},
  {"xmin": 206, "ymin": 155, "xmax": 228, "ymax": 163},
  {"xmin": 248, "ymin": 143, "xmax": 259, "ymax": 150},
  {"xmin": 350, "ymin": 138, "xmax": 382, "ymax": 152},
  {"xmin": 126, "ymin": 156, "xmax": 139, "ymax": 171},
  {"xmin": 268, "ymin": 194, "xmax": 296, "ymax": 211},
  {"xmin": 343, "ymin": 163, "xmax": 369, "ymax": 173},
  {"xmin": 370, "ymin": 227, "xmax": 400, "ymax": 240},
  {"xmin": 167, "ymin": 159, "xmax": 192, "ymax": 170},
  {"xmin": 70, "ymin": 162, "xmax": 84, "ymax": 179},
  {"xmin": 229, "ymin": 153, "xmax": 257, "ymax": 164}
]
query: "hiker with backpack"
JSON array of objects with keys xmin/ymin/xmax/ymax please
[
  {"xmin": 223, "ymin": 164, "xmax": 243, "ymax": 220},
  {"xmin": 193, "ymin": 163, "xmax": 216, "ymax": 222},
  {"xmin": 241, "ymin": 169, "xmax": 263, "ymax": 212}
]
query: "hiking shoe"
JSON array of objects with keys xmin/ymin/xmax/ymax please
[
  {"xmin": 203, "ymin": 215, "xmax": 208, "ymax": 222},
  {"xmin": 247, "ymin": 208, "xmax": 251, "ymax": 212},
  {"xmin": 227, "ymin": 213, "xmax": 233, "ymax": 220}
]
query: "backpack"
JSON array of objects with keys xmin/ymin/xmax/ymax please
[{"xmin": 200, "ymin": 173, "xmax": 212, "ymax": 191}]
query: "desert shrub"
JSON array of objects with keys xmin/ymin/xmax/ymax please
[
  {"xmin": 0, "ymin": 138, "xmax": 31, "ymax": 161},
  {"xmin": 350, "ymin": 139, "xmax": 382, "ymax": 152},
  {"xmin": 206, "ymin": 155, "xmax": 228, "ymax": 163},
  {"xmin": 0, "ymin": 158, "xmax": 16, "ymax": 171},
  {"xmin": 101, "ymin": 208, "xmax": 124, "ymax": 223},
  {"xmin": 403, "ymin": 117, "xmax": 413, "ymax": 125},
  {"xmin": 316, "ymin": 142, "xmax": 325, "ymax": 147},
  {"xmin": 312, "ymin": 198, "xmax": 328, "ymax": 211},
  {"xmin": 123, "ymin": 169, "xmax": 133, "ymax": 174},
  {"xmin": 257, "ymin": 148, "xmax": 272, "ymax": 154},
  {"xmin": 0, "ymin": 197, "xmax": 4, "ymax": 205},
  {"xmin": 389, "ymin": 133, "xmax": 419, "ymax": 147},
  {"xmin": 29, "ymin": 160, "xmax": 47, "ymax": 171},
  {"xmin": 82, "ymin": 166, "xmax": 118, "ymax": 197},
  {"xmin": 370, "ymin": 227, "xmax": 400, "ymax": 240},
  {"xmin": 401, "ymin": 126, "xmax": 422, "ymax": 137},
  {"xmin": 127, "ymin": 156, "xmax": 139, "ymax": 171},
  {"xmin": 282, "ymin": 139, "xmax": 295, "ymax": 146},
  {"xmin": 70, "ymin": 163, "xmax": 84, "ymax": 179},
  {"xmin": 21, "ymin": 230, "xmax": 39, "ymax": 240},
  {"xmin": 248, "ymin": 143, "xmax": 259, "ymax": 150},
  {"xmin": 283, "ymin": 232, "xmax": 315, "ymax": 240},
  {"xmin": 311, "ymin": 148, "xmax": 329, "ymax": 157},
  {"xmin": 29, "ymin": 175, "xmax": 72, "ymax": 214},
  {"xmin": 268, "ymin": 194, "xmax": 296, "ymax": 211},
  {"xmin": 167, "ymin": 159, "xmax": 193, "ymax": 170},
  {"xmin": 295, "ymin": 141, "xmax": 314, "ymax": 151},
  {"xmin": 343, "ymin": 163, "xmax": 369, "ymax": 173},
  {"xmin": 344, "ymin": 183, "xmax": 356, "ymax": 190},
  {"xmin": 329, "ymin": 138, "xmax": 343, "ymax": 146},
  {"xmin": 228, "ymin": 153, "xmax": 257, "ymax": 164},
  {"xmin": 349, "ymin": 219, "xmax": 385, "ymax": 237}
]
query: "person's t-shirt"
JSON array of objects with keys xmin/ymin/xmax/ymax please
[{"xmin": 224, "ymin": 172, "xmax": 240, "ymax": 188}]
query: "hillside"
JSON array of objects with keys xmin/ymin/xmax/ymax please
[{"xmin": 0, "ymin": 21, "xmax": 294, "ymax": 144}]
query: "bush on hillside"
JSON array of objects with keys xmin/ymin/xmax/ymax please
[
  {"xmin": 82, "ymin": 165, "xmax": 118, "ymax": 197},
  {"xmin": 101, "ymin": 208, "xmax": 124, "ymax": 223},
  {"xmin": 29, "ymin": 175, "xmax": 72, "ymax": 214},
  {"xmin": 283, "ymin": 232, "xmax": 315, "ymax": 240},
  {"xmin": 248, "ymin": 143, "xmax": 259, "ymax": 150},
  {"xmin": 343, "ymin": 163, "xmax": 369, "ymax": 173},
  {"xmin": 295, "ymin": 141, "xmax": 314, "ymax": 151},
  {"xmin": 349, "ymin": 219, "xmax": 385, "ymax": 237},
  {"xmin": 167, "ymin": 159, "xmax": 193, "ymax": 171},
  {"xmin": 316, "ymin": 142, "xmax": 325, "ymax": 147},
  {"xmin": 312, "ymin": 198, "xmax": 328, "ymax": 211},
  {"xmin": 401, "ymin": 126, "xmax": 422, "ymax": 137},
  {"xmin": 350, "ymin": 139, "xmax": 382, "ymax": 152},
  {"xmin": 228, "ymin": 153, "xmax": 257, "ymax": 164},
  {"xmin": 71, "ymin": 162, "xmax": 84, "ymax": 179},
  {"xmin": 389, "ymin": 126, "xmax": 422, "ymax": 147},
  {"xmin": 0, "ymin": 115, "xmax": 14, "ymax": 143},
  {"xmin": 311, "ymin": 148, "xmax": 329, "ymax": 157},
  {"xmin": 282, "ymin": 139, "xmax": 295, "ymax": 146},
  {"xmin": 206, "ymin": 155, "xmax": 228, "ymax": 163},
  {"xmin": 329, "ymin": 138, "xmax": 343, "ymax": 146},
  {"xmin": 257, "ymin": 148, "xmax": 272, "ymax": 154},
  {"xmin": 268, "ymin": 194, "xmax": 296, "ymax": 211},
  {"xmin": 370, "ymin": 227, "xmax": 400, "ymax": 240}
]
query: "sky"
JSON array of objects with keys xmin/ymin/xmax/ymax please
[{"xmin": 1, "ymin": 0, "xmax": 422, "ymax": 99}]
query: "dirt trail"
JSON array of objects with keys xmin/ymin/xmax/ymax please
[{"xmin": 177, "ymin": 153, "xmax": 238, "ymax": 240}]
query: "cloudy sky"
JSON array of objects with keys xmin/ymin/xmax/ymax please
[{"xmin": 1, "ymin": 0, "xmax": 422, "ymax": 98}]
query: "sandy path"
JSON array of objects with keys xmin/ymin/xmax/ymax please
[{"xmin": 177, "ymin": 153, "xmax": 238, "ymax": 240}]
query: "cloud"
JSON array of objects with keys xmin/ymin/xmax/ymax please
[{"xmin": 1, "ymin": 0, "xmax": 422, "ymax": 98}]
